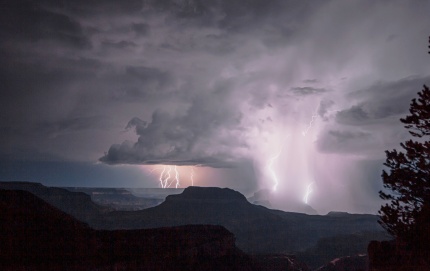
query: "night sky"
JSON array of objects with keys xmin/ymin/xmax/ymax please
[{"xmin": 1, "ymin": 0, "xmax": 429, "ymax": 214}]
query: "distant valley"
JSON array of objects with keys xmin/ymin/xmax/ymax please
[{"xmin": 65, "ymin": 187, "xmax": 172, "ymax": 211}]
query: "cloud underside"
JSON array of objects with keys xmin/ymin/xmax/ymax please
[
  {"xmin": 100, "ymin": 150, "xmax": 238, "ymax": 168},
  {"xmin": 0, "ymin": 0, "xmax": 429, "ymax": 167}
]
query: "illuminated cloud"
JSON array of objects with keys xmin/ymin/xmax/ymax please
[
  {"xmin": 1, "ymin": 0, "xmax": 430, "ymax": 213},
  {"xmin": 100, "ymin": 82, "xmax": 249, "ymax": 167}
]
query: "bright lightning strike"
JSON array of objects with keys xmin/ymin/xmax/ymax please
[
  {"xmin": 165, "ymin": 166, "xmax": 172, "ymax": 188},
  {"xmin": 302, "ymin": 114, "xmax": 317, "ymax": 136},
  {"xmin": 268, "ymin": 148, "xmax": 283, "ymax": 192},
  {"xmin": 159, "ymin": 166, "xmax": 174, "ymax": 188},
  {"xmin": 303, "ymin": 182, "xmax": 314, "ymax": 204},
  {"xmin": 174, "ymin": 165, "xmax": 180, "ymax": 188},
  {"xmin": 159, "ymin": 166, "xmax": 167, "ymax": 188},
  {"xmin": 156, "ymin": 165, "xmax": 183, "ymax": 189}
]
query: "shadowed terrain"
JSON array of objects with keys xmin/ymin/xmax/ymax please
[
  {"xmin": 101, "ymin": 186, "xmax": 385, "ymax": 253},
  {"xmin": 0, "ymin": 189, "xmax": 254, "ymax": 270},
  {"xmin": 0, "ymin": 182, "xmax": 389, "ymax": 269},
  {"xmin": 0, "ymin": 181, "xmax": 109, "ymax": 224}
]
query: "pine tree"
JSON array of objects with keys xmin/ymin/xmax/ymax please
[{"xmin": 379, "ymin": 85, "xmax": 430, "ymax": 240}]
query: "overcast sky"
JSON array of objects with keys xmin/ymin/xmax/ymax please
[{"xmin": 1, "ymin": 0, "xmax": 429, "ymax": 214}]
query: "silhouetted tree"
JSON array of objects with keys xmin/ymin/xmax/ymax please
[{"xmin": 379, "ymin": 84, "xmax": 430, "ymax": 241}]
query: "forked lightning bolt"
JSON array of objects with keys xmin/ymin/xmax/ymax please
[
  {"xmin": 159, "ymin": 166, "xmax": 175, "ymax": 188},
  {"xmin": 154, "ymin": 165, "xmax": 201, "ymax": 189}
]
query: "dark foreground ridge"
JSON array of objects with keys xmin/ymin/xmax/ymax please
[
  {"xmin": 0, "ymin": 182, "xmax": 389, "ymax": 269},
  {"xmin": 0, "ymin": 189, "xmax": 254, "ymax": 271},
  {"xmin": 0, "ymin": 189, "xmax": 318, "ymax": 271},
  {"xmin": 0, "ymin": 181, "xmax": 109, "ymax": 223}
]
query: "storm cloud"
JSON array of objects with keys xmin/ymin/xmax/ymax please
[
  {"xmin": 101, "ymin": 83, "xmax": 248, "ymax": 167},
  {"xmin": 1, "ymin": 0, "xmax": 430, "ymax": 213}
]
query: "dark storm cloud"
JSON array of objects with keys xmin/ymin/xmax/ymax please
[
  {"xmin": 39, "ymin": 116, "xmax": 112, "ymax": 137},
  {"xmin": 132, "ymin": 23, "xmax": 150, "ymax": 37},
  {"xmin": 0, "ymin": 114, "xmax": 113, "ymax": 162},
  {"xmin": 106, "ymin": 66, "xmax": 175, "ymax": 103},
  {"xmin": 1, "ymin": 0, "xmax": 430, "ymax": 212},
  {"xmin": 35, "ymin": 11, "xmax": 91, "ymax": 49},
  {"xmin": 2, "ymin": 0, "xmax": 427, "ymax": 166},
  {"xmin": 290, "ymin": 86, "xmax": 329, "ymax": 96},
  {"xmin": 153, "ymin": 0, "xmax": 209, "ymax": 19},
  {"xmin": 41, "ymin": 0, "xmax": 144, "ymax": 17},
  {"xmin": 336, "ymin": 105, "xmax": 370, "ymax": 124},
  {"xmin": 126, "ymin": 66, "xmax": 172, "ymax": 85},
  {"xmin": 0, "ymin": 1, "xmax": 90, "ymax": 48},
  {"xmin": 153, "ymin": 31, "xmax": 237, "ymax": 56},
  {"xmin": 0, "ymin": 50, "xmax": 103, "ymax": 126},
  {"xmin": 317, "ymin": 129, "xmax": 373, "ymax": 154},
  {"xmin": 316, "ymin": 76, "xmax": 430, "ymax": 157},
  {"xmin": 215, "ymin": 0, "xmax": 321, "ymax": 34},
  {"xmin": 101, "ymin": 40, "xmax": 137, "ymax": 50},
  {"xmin": 144, "ymin": 0, "xmax": 319, "ymax": 52},
  {"xmin": 303, "ymin": 79, "xmax": 319, "ymax": 84},
  {"xmin": 336, "ymin": 76, "xmax": 430, "ymax": 125},
  {"xmin": 150, "ymin": 0, "xmax": 302, "ymax": 25},
  {"xmin": 317, "ymin": 99, "xmax": 335, "ymax": 120}
]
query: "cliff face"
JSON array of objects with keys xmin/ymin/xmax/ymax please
[{"xmin": 0, "ymin": 189, "xmax": 253, "ymax": 271}]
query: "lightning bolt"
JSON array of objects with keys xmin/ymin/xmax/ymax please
[
  {"xmin": 166, "ymin": 166, "xmax": 174, "ymax": 188},
  {"xmin": 268, "ymin": 148, "xmax": 283, "ymax": 191},
  {"xmin": 174, "ymin": 165, "xmax": 180, "ymax": 188},
  {"xmin": 302, "ymin": 114, "xmax": 317, "ymax": 136},
  {"xmin": 157, "ymin": 165, "xmax": 182, "ymax": 188},
  {"xmin": 164, "ymin": 166, "xmax": 171, "ymax": 188},
  {"xmin": 303, "ymin": 182, "xmax": 314, "ymax": 204},
  {"xmin": 158, "ymin": 166, "xmax": 174, "ymax": 188},
  {"xmin": 159, "ymin": 166, "xmax": 167, "ymax": 188}
]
